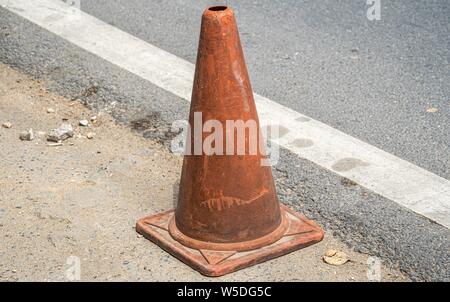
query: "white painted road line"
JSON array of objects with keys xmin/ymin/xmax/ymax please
[{"xmin": 1, "ymin": 0, "xmax": 449, "ymax": 228}]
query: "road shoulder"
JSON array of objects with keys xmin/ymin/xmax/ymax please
[{"xmin": 0, "ymin": 63, "xmax": 409, "ymax": 281}]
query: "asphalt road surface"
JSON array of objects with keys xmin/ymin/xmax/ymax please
[
  {"xmin": 80, "ymin": 0, "xmax": 450, "ymax": 179},
  {"xmin": 0, "ymin": 0, "xmax": 448, "ymax": 281}
]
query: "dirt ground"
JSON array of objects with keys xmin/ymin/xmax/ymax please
[{"xmin": 0, "ymin": 64, "xmax": 409, "ymax": 281}]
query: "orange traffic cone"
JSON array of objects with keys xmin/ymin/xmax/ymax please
[{"xmin": 136, "ymin": 6, "xmax": 324, "ymax": 277}]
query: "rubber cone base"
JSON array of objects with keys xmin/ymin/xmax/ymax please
[{"xmin": 136, "ymin": 204, "xmax": 324, "ymax": 277}]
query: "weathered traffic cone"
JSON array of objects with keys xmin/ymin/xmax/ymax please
[{"xmin": 136, "ymin": 5, "xmax": 324, "ymax": 277}]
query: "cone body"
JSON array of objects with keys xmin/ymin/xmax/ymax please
[{"xmin": 173, "ymin": 7, "xmax": 283, "ymax": 248}]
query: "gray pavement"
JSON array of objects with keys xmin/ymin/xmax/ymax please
[{"xmin": 0, "ymin": 0, "xmax": 449, "ymax": 281}]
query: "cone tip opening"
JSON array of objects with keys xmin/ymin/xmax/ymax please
[
  {"xmin": 208, "ymin": 6, "xmax": 228, "ymax": 11},
  {"xmin": 203, "ymin": 5, "xmax": 234, "ymax": 18}
]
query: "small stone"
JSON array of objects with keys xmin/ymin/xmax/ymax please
[
  {"xmin": 2, "ymin": 122, "xmax": 12, "ymax": 128},
  {"xmin": 86, "ymin": 132, "xmax": 95, "ymax": 139},
  {"xmin": 47, "ymin": 108, "xmax": 55, "ymax": 113},
  {"xmin": 324, "ymin": 249, "xmax": 337, "ymax": 257},
  {"xmin": 47, "ymin": 123, "xmax": 73, "ymax": 142},
  {"xmin": 426, "ymin": 107, "xmax": 438, "ymax": 113},
  {"xmin": 79, "ymin": 120, "xmax": 89, "ymax": 127},
  {"xmin": 350, "ymin": 49, "xmax": 360, "ymax": 60},
  {"xmin": 322, "ymin": 250, "xmax": 349, "ymax": 266},
  {"xmin": 19, "ymin": 129, "xmax": 34, "ymax": 141},
  {"xmin": 90, "ymin": 116, "xmax": 97, "ymax": 122}
]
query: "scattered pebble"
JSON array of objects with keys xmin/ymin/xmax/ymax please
[
  {"xmin": 86, "ymin": 132, "xmax": 95, "ymax": 139},
  {"xmin": 2, "ymin": 122, "xmax": 12, "ymax": 128},
  {"xmin": 322, "ymin": 249, "xmax": 349, "ymax": 266},
  {"xmin": 47, "ymin": 142, "xmax": 63, "ymax": 147},
  {"xmin": 79, "ymin": 119, "xmax": 89, "ymax": 127},
  {"xmin": 47, "ymin": 123, "xmax": 73, "ymax": 142},
  {"xmin": 46, "ymin": 108, "xmax": 55, "ymax": 113},
  {"xmin": 90, "ymin": 116, "xmax": 97, "ymax": 122},
  {"xmin": 324, "ymin": 249, "xmax": 337, "ymax": 257},
  {"xmin": 19, "ymin": 129, "xmax": 34, "ymax": 141},
  {"xmin": 426, "ymin": 107, "xmax": 438, "ymax": 113},
  {"xmin": 350, "ymin": 49, "xmax": 360, "ymax": 60}
]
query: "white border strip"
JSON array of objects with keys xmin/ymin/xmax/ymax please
[{"xmin": 2, "ymin": 0, "xmax": 449, "ymax": 228}]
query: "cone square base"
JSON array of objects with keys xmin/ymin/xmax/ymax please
[{"xmin": 136, "ymin": 204, "xmax": 324, "ymax": 277}]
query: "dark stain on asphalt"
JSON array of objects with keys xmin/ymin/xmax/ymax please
[
  {"xmin": 341, "ymin": 177, "xmax": 358, "ymax": 187},
  {"xmin": 81, "ymin": 83, "xmax": 99, "ymax": 97},
  {"xmin": 291, "ymin": 138, "xmax": 314, "ymax": 148},
  {"xmin": 131, "ymin": 112, "xmax": 181, "ymax": 146},
  {"xmin": 130, "ymin": 112, "xmax": 162, "ymax": 131},
  {"xmin": 295, "ymin": 116, "xmax": 311, "ymax": 122},
  {"xmin": 332, "ymin": 158, "xmax": 370, "ymax": 172}
]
